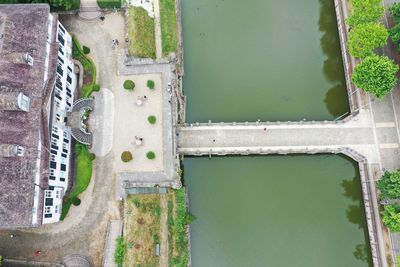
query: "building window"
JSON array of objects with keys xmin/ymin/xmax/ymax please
[
  {"xmin": 63, "ymin": 138, "xmax": 69, "ymax": 144},
  {"xmin": 63, "ymin": 131, "xmax": 68, "ymax": 138},
  {"xmin": 44, "ymin": 213, "xmax": 52, "ymax": 218},
  {"xmin": 58, "ymin": 56, "xmax": 64, "ymax": 64},
  {"xmin": 51, "ymin": 149, "xmax": 57, "ymax": 155},
  {"xmin": 56, "ymin": 64, "xmax": 63, "ymax": 76},
  {"xmin": 50, "ymin": 161, "xmax": 57, "ymax": 169},
  {"xmin": 60, "ymin": 177, "xmax": 65, "ymax": 182},
  {"xmin": 50, "ymin": 154, "xmax": 56, "ymax": 161},
  {"xmin": 52, "ymin": 133, "xmax": 59, "ymax": 140},
  {"xmin": 50, "ymin": 169, "xmax": 55, "ymax": 176},
  {"xmin": 49, "ymin": 176, "xmax": 56, "ymax": 180},
  {"xmin": 58, "ymin": 34, "xmax": 65, "ymax": 46},
  {"xmin": 67, "ymin": 66, "xmax": 72, "ymax": 73},
  {"xmin": 51, "ymin": 144, "xmax": 59, "ymax": 150},
  {"xmin": 58, "ymin": 45, "xmax": 64, "ymax": 55},
  {"xmin": 61, "ymin": 157, "xmax": 67, "ymax": 164},
  {"xmin": 45, "ymin": 206, "xmax": 51, "ymax": 213},
  {"xmin": 45, "ymin": 198, "xmax": 53, "ymax": 206},
  {"xmin": 60, "ymin": 164, "xmax": 66, "ymax": 171},
  {"xmin": 62, "ymin": 153, "xmax": 67, "ymax": 158},
  {"xmin": 45, "ymin": 191, "xmax": 52, "ymax": 198},
  {"xmin": 58, "ymin": 23, "xmax": 66, "ymax": 34}
]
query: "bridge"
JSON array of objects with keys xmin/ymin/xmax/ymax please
[
  {"xmin": 178, "ymin": 110, "xmax": 380, "ymax": 163},
  {"xmin": 177, "ymin": 109, "xmax": 397, "ymax": 267}
]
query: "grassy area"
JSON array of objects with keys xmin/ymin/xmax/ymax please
[
  {"xmin": 168, "ymin": 188, "xmax": 192, "ymax": 267},
  {"xmin": 72, "ymin": 35, "xmax": 99, "ymax": 97},
  {"xmin": 125, "ymin": 194, "xmax": 161, "ymax": 266},
  {"xmin": 114, "ymin": 236, "xmax": 125, "ymax": 267},
  {"xmin": 60, "ymin": 143, "xmax": 95, "ymax": 220},
  {"xmin": 97, "ymin": 0, "xmax": 121, "ymax": 9},
  {"xmin": 160, "ymin": 0, "xmax": 178, "ymax": 56},
  {"xmin": 127, "ymin": 7, "xmax": 156, "ymax": 59}
]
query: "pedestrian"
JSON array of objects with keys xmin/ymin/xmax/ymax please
[
  {"xmin": 213, "ymin": 139, "xmax": 215, "ymax": 142},
  {"xmin": 144, "ymin": 95, "xmax": 147, "ymax": 99},
  {"xmin": 263, "ymin": 128, "xmax": 266, "ymax": 131}
]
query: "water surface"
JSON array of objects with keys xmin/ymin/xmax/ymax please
[
  {"xmin": 184, "ymin": 156, "xmax": 372, "ymax": 267},
  {"xmin": 182, "ymin": 0, "xmax": 349, "ymax": 122}
]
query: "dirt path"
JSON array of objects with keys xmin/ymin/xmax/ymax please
[
  {"xmin": 160, "ymin": 194, "xmax": 169, "ymax": 267},
  {"xmin": 154, "ymin": 0, "xmax": 163, "ymax": 59}
]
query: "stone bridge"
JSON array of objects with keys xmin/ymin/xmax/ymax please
[
  {"xmin": 178, "ymin": 110, "xmax": 380, "ymax": 163},
  {"xmin": 177, "ymin": 109, "xmax": 391, "ymax": 267}
]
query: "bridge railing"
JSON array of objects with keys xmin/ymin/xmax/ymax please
[{"xmin": 180, "ymin": 111, "xmax": 359, "ymax": 128}]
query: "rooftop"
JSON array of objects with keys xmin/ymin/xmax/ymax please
[{"xmin": 0, "ymin": 4, "xmax": 51, "ymax": 228}]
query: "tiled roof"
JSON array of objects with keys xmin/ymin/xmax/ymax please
[{"xmin": 0, "ymin": 4, "xmax": 51, "ymax": 228}]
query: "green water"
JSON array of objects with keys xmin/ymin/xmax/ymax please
[
  {"xmin": 182, "ymin": 0, "xmax": 370, "ymax": 266},
  {"xmin": 182, "ymin": 0, "xmax": 349, "ymax": 122},
  {"xmin": 184, "ymin": 156, "xmax": 372, "ymax": 267}
]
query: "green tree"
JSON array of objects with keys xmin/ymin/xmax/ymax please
[
  {"xmin": 348, "ymin": 23, "xmax": 388, "ymax": 58},
  {"xmin": 390, "ymin": 3, "xmax": 400, "ymax": 23},
  {"xmin": 347, "ymin": 0, "xmax": 384, "ymax": 27},
  {"xmin": 382, "ymin": 204, "xmax": 400, "ymax": 232},
  {"xmin": 114, "ymin": 236, "xmax": 125, "ymax": 267},
  {"xmin": 377, "ymin": 171, "xmax": 400, "ymax": 199},
  {"xmin": 352, "ymin": 55, "xmax": 399, "ymax": 98}
]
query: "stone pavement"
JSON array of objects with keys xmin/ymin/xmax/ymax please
[{"xmin": 102, "ymin": 220, "xmax": 123, "ymax": 267}]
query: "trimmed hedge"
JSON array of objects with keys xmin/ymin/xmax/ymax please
[
  {"xmin": 121, "ymin": 151, "xmax": 133, "ymax": 162},
  {"xmin": 123, "ymin": 80, "xmax": 135, "ymax": 90},
  {"xmin": 97, "ymin": 0, "xmax": 121, "ymax": 9},
  {"xmin": 148, "ymin": 115, "xmax": 157, "ymax": 124},
  {"xmin": 147, "ymin": 80, "xmax": 155, "ymax": 89},
  {"xmin": 146, "ymin": 151, "xmax": 156, "ymax": 160},
  {"xmin": 82, "ymin": 45, "xmax": 91, "ymax": 54}
]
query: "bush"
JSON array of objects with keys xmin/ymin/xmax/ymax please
[
  {"xmin": 348, "ymin": 23, "xmax": 388, "ymax": 58},
  {"xmin": 390, "ymin": 3, "xmax": 400, "ymax": 23},
  {"xmin": 352, "ymin": 55, "xmax": 399, "ymax": 98},
  {"xmin": 147, "ymin": 80, "xmax": 155, "ymax": 89},
  {"xmin": 121, "ymin": 151, "xmax": 133, "ymax": 162},
  {"xmin": 123, "ymin": 80, "xmax": 135, "ymax": 90},
  {"xmin": 377, "ymin": 171, "xmax": 400, "ymax": 199},
  {"xmin": 72, "ymin": 197, "xmax": 81, "ymax": 206},
  {"xmin": 114, "ymin": 236, "xmax": 125, "ymax": 267},
  {"xmin": 146, "ymin": 151, "xmax": 156, "ymax": 160},
  {"xmin": 148, "ymin": 115, "xmax": 157, "ymax": 124},
  {"xmin": 82, "ymin": 45, "xmax": 90, "ymax": 54},
  {"xmin": 383, "ymin": 205, "xmax": 400, "ymax": 232}
]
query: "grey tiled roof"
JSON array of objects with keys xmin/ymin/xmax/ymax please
[{"xmin": 0, "ymin": 4, "xmax": 51, "ymax": 228}]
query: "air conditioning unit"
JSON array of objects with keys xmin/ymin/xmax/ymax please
[{"xmin": 23, "ymin": 53, "xmax": 34, "ymax": 66}]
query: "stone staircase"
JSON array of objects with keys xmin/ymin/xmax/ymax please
[
  {"xmin": 71, "ymin": 127, "xmax": 93, "ymax": 145},
  {"xmin": 72, "ymin": 97, "xmax": 94, "ymax": 112}
]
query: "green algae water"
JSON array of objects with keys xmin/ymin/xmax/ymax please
[
  {"xmin": 182, "ymin": 0, "xmax": 349, "ymax": 122},
  {"xmin": 182, "ymin": 0, "xmax": 369, "ymax": 265},
  {"xmin": 184, "ymin": 156, "xmax": 372, "ymax": 267}
]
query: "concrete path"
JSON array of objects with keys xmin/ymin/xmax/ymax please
[
  {"xmin": 78, "ymin": 0, "xmax": 102, "ymax": 21},
  {"xmin": 103, "ymin": 220, "xmax": 123, "ymax": 267},
  {"xmin": 160, "ymin": 194, "xmax": 169, "ymax": 267}
]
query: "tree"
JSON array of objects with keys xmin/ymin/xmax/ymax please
[
  {"xmin": 377, "ymin": 171, "xmax": 400, "ymax": 199},
  {"xmin": 390, "ymin": 3, "xmax": 400, "ymax": 23},
  {"xmin": 347, "ymin": 0, "xmax": 384, "ymax": 27},
  {"xmin": 382, "ymin": 204, "xmax": 400, "ymax": 232},
  {"xmin": 352, "ymin": 55, "xmax": 399, "ymax": 98},
  {"xmin": 348, "ymin": 23, "xmax": 388, "ymax": 58}
]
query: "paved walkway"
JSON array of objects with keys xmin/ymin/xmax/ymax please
[
  {"xmin": 103, "ymin": 220, "xmax": 123, "ymax": 267},
  {"xmin": 154, "ymin": 0, "xmax": 163, "ymax": 59}
]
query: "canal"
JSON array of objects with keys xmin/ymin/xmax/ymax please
[{"xmin": 181, "ymin": 0, "xmax": 371, "ymax": 266}]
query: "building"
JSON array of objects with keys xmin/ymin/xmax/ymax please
[{"xmin": 0, "ymin": 4, "xmax": 78, "ymax": 228}]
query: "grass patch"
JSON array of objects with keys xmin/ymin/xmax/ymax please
[
  {"xmin": 72, "ymin": 35, "xmax": 99, "ymax": 97},
  {"xmin": 97, "ymin": 0, "xmax": 121, "ymax": 8},
  {"xmin": 160, "ymin": 0, "xmax": 178, "ymax": 56},
  {"xmin": 60, "ymin": 143, "xmax": 95, "ymax": 220},
  {"xmin": 127, "ymin": 7, "xmax": 156, "ymax": 59},
  {"xmin": 125, "ymin": 194, "xmax": 161, "ymax": 267},
  {"xmin": 114, "ymin": 236, "xmax": 125, "ymax": 267},
  {"xmin": 168, "ymin": 188, "xmax": 193, "ymax": 267}
]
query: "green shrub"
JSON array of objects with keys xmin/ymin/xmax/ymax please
[
  {"xmin": 352, "ymin": 55, "xmax": 399, "ymax": 98},
  {"xmin": 114, "ymin": 236, "xmax": 125, "ymax": 267},
  {"xmin": 72, "ymin": 197, "xmax": 81, "ymax": 206},
  {"xmin": 390, "ymin": 3, "xmax": 400, "ymax": 23},
  {"xmin": 121, "ymin": 151, "xmax": 133, "ymax": 162},
  {"xmin": 346, "ymin": 0, "xmax": 384, "ymax": 27},
  {"xmin": 97, "ymin": 0, "xmax": 121, "ymax": 9},
  {"xmin": 148, "ymin": 115, "xmax": 157, "ymax": 124},
  {"xmin": 147, "ymin": 80, "xmax": 155, "ymax": 89},
  {"xmin": 383, "ymin": 204, "xmax": 400, "ymax": 232},
  {"xmin": 82, "ymin": 45, "xmax": 91, "ymax": 54},
  {"xmin": 347, "ymin": 23, "xmax": 388, "ymax": 58},
  {"xmin": 146, "ymin": 151, "xmax": 156, "ymax": 160},
  {"xmin": 123, "ymin": 80, "xmax": 135, "ymax": 90}
]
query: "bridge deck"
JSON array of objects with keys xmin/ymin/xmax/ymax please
[{"xmin": 178, "ymin": 111, "xmax": 379, "ymax": 163}]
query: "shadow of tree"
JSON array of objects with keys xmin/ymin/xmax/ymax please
[{"xmin": 319, "ymin": 0, "xmax": 349, "ymax": 117}]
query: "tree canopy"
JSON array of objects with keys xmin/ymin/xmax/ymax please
[
  {"xmin": 390, "ymin": 3, "xmax": 400, "ymax": 23},
  {"xmin": 383, "ymin": 205, "xmax": 400, "ymax": 232},
  {"xmin": 352, "ymin": 55, "xmax": 399, "ymax": 98},
  {"xmin": 347, "ymin": 0, "xmax": 385, "ymax": 27},
  {"xmin": 377, "ymin": 171, "xmax": 400, "ymax": 199},
  {"xmin": 348, "ymin": 23, "xmax": 388, "ymax": 58}
]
